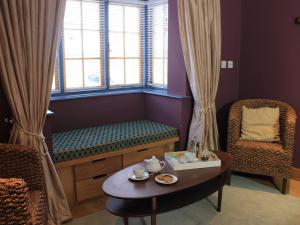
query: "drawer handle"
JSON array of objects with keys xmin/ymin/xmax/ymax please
[
  {"xmin": 92, "ymin": 158, "xmax": 106, "ymax": 163},
  {"xmin": 93, "ymin": 174, "xmax": 107, "ymax": 179},
  {"xmin": 137, "ymin": 148, "xmax": 148, "ymax": 152}
]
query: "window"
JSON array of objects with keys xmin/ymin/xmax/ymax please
[
  {"xmin": 148, "ymin": 1, "xmax": 168, "ymax": 87},
  {"xmin": 63, "ymin": 0, "xmax": 104, "ymax": 90},
  {"xmin": 52, "ymin": 0, "xmax": 168, "ymax": 96}
]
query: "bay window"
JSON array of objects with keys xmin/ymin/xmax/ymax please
[{"xmin": 52, "ymin": 0, "xmax": 168, "ymax": 95}]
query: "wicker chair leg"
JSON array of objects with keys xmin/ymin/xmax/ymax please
[{"xmin": 282, "ymin": 178, "xmax": 288, "ymax": 194}]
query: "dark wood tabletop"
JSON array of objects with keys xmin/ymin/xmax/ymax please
[{"xmin": 102, "ymin": 151, "xmax": 232, "ymax": 199}]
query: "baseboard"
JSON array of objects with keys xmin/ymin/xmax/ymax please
[{"xmin": 290, "ymin": 167, "xmax": 300, "ymax": 181}]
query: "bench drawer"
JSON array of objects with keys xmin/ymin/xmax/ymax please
[
  {"xmin": 123, "ymin": 147, "xmax": 165, "ymax": 167},
  {"xmin": 75, "ymin": 156, "xmax": 122, "ymax": 181},
  {"xmin": 76, "ymin": 173, "xmax": 108, "ymax": 202}
]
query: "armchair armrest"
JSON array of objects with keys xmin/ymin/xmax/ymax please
[
  {"xmin": 0, "ymin": 144, "xmax": 44, "ymax": 190},
  {"xmin": 0, "ymin": 178, "xmax": 31, "ymax": 225},
  {"xmin": 281, "ymin": 106, "xmax": 297, "ymax": 152}
]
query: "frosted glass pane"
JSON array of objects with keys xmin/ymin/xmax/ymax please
[
  {"xmin": 64, "ymin": 30, "xmax": 82, "ymax": 58},
  {"xmin": 110, "ymin": 59, "xmax": 124, "ymax": 85},
  {"xmin": 125, "ymin": 33, "xmax": 139, "ymax": 57},
  {"xmin": 109, "ymin": 5, "xmax": 123, "ymax": 32},
  {"xmin": 109, "ymin": 32, "xmax": 124, "ymax": 57},
  {"xmin": 124, "ymin": 6, "xmax": 140, "ymax": 32},
  {"xmin": 83, "ymin": 31, "xmax": 100, "ymax": 57},
  {"xmin": 65, "ymin": 60, "xmax": 83, "ymax": 88},
  {"xmin": 64, "ymin": 1, "xmax": 81, "ymax": 29},
  {"xmin": 152, "ymin": 59, "xmax": 163, "ymax": 85},
  {"xmin": 82, "ymin": 1, "xmax": 100, "ymax": 30},
  {"xmin": 153, "ymin": 33, "xmax": 164, "ymax": 58},
  {"xmin": 84, "ymin": 59, "xmax": 101, "ymax": 87},
  {"xmin": 164, "ymin": 58, "xmax": 168, "ymax": 85},
  {"xmin": 125, "ymin": 59, "xmax": 140, "ymax": 84}
]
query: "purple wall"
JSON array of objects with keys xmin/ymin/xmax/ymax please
[
  {"xmin": 167, "ymin": 0, "xmax": 190, "ymax": 97},
  {"xmin": 145, "ymin": 94, "xmax": 192, "ymax": 150},
  {"xmin": 49, "ymin": 94, "xmax": 145, "ymax": 133},
  {"xmin": 217, "ymin": 0, "xmax": 242, "ymax": 149},
  {"xmin": 240, "ymin": 0, "xmax": 300, "ymax": 167}
]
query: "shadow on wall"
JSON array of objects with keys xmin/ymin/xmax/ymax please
[{"xmin": 217, "ymin": 102, "xmax": 234, "ymax": 151}]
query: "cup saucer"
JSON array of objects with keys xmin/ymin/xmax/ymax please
[{"xmin": 128, "ymin": 172, "xmax": 150, "ymax": 181}]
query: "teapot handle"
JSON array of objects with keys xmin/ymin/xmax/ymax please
[{"xmin": 160, "ymin": 161, "xmax": 166, "ymax": 170}]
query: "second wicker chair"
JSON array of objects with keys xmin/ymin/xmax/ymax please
[{"xmin": 227, "ymin": 99, "xmax": 297, "ymax": 193}]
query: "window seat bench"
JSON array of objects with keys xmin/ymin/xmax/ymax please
[{"xmin": 53, "ymin": 120, "xmax": 179, "ymax": 205}]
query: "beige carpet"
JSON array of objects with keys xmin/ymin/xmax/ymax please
[{"xmin": 66, "ymin": 175, "xmax": 300, "ymax": 225}]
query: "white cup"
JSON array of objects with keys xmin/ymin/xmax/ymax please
[{"xmin": 133, "ymin": 167, "xmax": 145, "ymax": 178}]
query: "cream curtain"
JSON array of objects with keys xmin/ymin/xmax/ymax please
[
  {"xmin": 0, "ymin": 0, "xmax": 71, "ymax": 224},
  {"xmin": 177, "ymin": 0, "xmax": 221, "ymax": 154}
]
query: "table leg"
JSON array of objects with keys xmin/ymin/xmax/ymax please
[
  {"xmin": 123, "ymin": 217, "xmax": 129, "ymax": 225},
  {"xmin": 217, "ymin": 186, "xmax": 223, "ymax": 212},
  {"xmin": 151, "ymin": 197, "xmax": 157, "ymax": 225}
]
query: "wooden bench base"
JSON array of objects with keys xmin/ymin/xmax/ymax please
[{"xmin": 55, "ymin": 138, "xmax": 178, "ymax": 206}]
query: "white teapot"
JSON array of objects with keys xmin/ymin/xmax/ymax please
[{"xmin": 144, "ymin": 156, "xmax": 166, "ymax": 173}]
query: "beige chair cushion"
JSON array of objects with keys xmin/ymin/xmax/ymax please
[{"xmin": 241, "ymin": 106, "xmax": 280, "ymax": 142}]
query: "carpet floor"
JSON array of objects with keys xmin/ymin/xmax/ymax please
[{"xmin": 66, "ymin": 175, "xmax": 300, "ymax": 225}]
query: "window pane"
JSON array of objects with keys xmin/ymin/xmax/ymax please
[
  {"xmin": 125, "ymin": 59, "xmax": 140, "ymax": 84},
  {"xmin": 109, "ymin": 5, "xmax": 124, "ymax": 32},
  {"xmin": 84, "ymin": 59, "xmax": 101, "ymax": 87},
  {"xmin": 83, "ymin": 31, "xmax": 100, "ymax": 58},
  {"xmin": 110, "ymin": 59, "xmax": 124, "ymax": 85},
  {"xmin": 153, "ymin": 32, "xmax": 164, "ymax": 58},
  {"xmin": 109, "ymin": 32, "xmax": 124, "ymax": 57},
  {"xmin": 64, "ymin": 0, "xmax": 81, "ymax": 29},
  {"xmin": 153, "ymin": 59, "xmax": 164, "ymax": 85},
  {"xmin": 82, "ymin": 1, "xmax": 100, "ymax": 30},
  {"xmin": 124, "ymin": 6, "xmax": 140, "ymax": 32},
  {"xmin": 65, "ymin": 60, "xmax": 83, "ymax": 88},
  {"xmin": 149, "ymin": 2, "xmax": 168, "ymax": 86},
  {"xmin": 64, "ymin": 30, "xmax": 82, "ymax": 58},
  {"xmin": 125, "ymin": 33, "xmax": 139, "ymax": 57}
]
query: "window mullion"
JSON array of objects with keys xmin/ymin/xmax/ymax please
[
  {"xmin": 104, "ymin": 0, "xmax": 110, "ymax": 89},
  {"xmin": 80, "ymin": 0, "xmax": 85, "ymax": 88}
]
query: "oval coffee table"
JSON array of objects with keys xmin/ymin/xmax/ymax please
[{"xmin": 102, "ymin": 151, "xmax": 232, "ymax": 225}]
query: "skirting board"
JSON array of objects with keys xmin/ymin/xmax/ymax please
[{"xmin": 291, "ymin": 167, "xmax": 300, "ymax": 181}]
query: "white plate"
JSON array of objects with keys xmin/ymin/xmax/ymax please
[
  {"xmin": 155, "ymin": 174, "xmax": 178, "ymax": 185},
  {"xmin": 128, "ymin": 172, "xmax": 150, "ymax": 181}
]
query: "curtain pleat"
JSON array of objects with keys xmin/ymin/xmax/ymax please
[
  {"xmin": 177, "ymin": 0, "xmax": 221, "ymax": 155},
  {"xmin": 0, "ymin": 0, "xmax": 72, "ymax": 224}
]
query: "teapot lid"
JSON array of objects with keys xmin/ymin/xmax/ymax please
[{"xmin": 149, "ymin": 156, "xmax": 158, "ymax": 162}]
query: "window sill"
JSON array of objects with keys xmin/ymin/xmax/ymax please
[{"xmin": 50, "ymin": 88, "xmax": 191, "ymax": 101}]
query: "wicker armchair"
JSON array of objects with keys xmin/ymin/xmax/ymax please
[
  {"xmin": 227, "ymin": 99, "xmax": 297, "ymax": 193},
  {"xmin": 0, "ymin": 144, "xmax": 47, "ymax": 225}
]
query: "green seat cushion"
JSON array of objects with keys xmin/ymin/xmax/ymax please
[{"xmin": 52, "ymin": 120, "xmax": 178, "ymax": 162}]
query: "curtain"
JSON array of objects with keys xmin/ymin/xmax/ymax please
[
  {"xmin": 177, "ymin": 0, "xmax": 221, "ymax": 154},
  {"xmin": 0, "ymin": 1, "xmax": 71, "ymax": 224}
]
